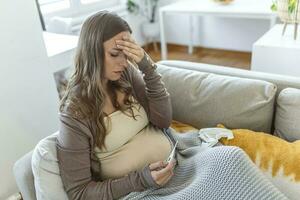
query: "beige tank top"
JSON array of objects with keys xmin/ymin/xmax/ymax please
[{"xmin": 94, "ymin": 102, "xmax": 172, "ymax": 180}]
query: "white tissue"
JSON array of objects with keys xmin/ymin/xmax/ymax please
[{"xmin": 198, "ymin": 128, "xmax": 234, "ymax": 147}]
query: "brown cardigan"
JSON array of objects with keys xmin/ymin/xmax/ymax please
[{"xmin": 56, "ymin": 54, "xmax": 173, "ymax": 200}]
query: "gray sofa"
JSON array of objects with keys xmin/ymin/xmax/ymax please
[{"xmin": 14, "ymin": 60, "xmax": 300, "ymax": 200}]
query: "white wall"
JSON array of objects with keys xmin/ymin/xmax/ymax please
[
  {"xmin": 0, "ymin": 0, "xmax": 59, "ymax": 199},
  {"xmin": 125, "ymin": 0, "xmax": 176, "ymax": 46},
  {"xmin": 163, "ymin": 14, "xmax": 270, "ymax": 52}
]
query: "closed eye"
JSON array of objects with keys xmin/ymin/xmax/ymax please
[
  {"xmin": 110, "ymin": 53, "xmax": 119, "ymax": 57},
  {"xmin": 110, "ymin": 48, "xmax": 122, "ymax": 57}
]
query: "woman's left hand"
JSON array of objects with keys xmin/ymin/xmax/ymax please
[{"xmin": 115, "ymin": 35, "xmax": 145, "ymax": 63}]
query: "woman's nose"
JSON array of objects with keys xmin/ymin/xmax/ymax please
[{"xmin": 120, "ymin": 53, "xmax": 128, "ymax": 67}]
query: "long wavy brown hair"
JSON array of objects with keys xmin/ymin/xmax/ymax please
[{"xmin": 60, "ymin": 11, "xmax": 139, "ymax": 150}]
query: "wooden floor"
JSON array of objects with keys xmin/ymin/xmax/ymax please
[{"xmin": 144, "ymin": 43, "xmax": 251, "ymax": 70}]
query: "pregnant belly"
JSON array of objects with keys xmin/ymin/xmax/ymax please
[{"xmin": 98, "ymin": 127, "xmax": 172, "ymax": 180}]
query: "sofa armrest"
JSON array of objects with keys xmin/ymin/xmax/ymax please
[{"xmin": 13, "ymin": 151, "xmax": 36, "ymax": 200}]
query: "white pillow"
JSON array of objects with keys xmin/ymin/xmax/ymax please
[{"xmin": 31, "ymin": 132, "xmax": 68, "ymax": 200}]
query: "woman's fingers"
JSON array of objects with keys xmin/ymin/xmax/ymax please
[
  {"xmin": 115, "ymin": 38, "xmax": 144, "ymax": 63},
  {"xmin": 151, "ymin": 169, "xmax": 172, "ymax": 186},
  {"xmin": 123, "ymin": 49, "xmax": 140, "ymax": 62},
  {"xmin": 155, "ymin": 160, "xmax": 175, "ymax": 178},
  {"xmin": 118, "ymin": 45, "xmax": 143, "ymax": 63},
  {"xmin": 159, "ymin": 170, "xmax": 174, "ymax": 185},
  {"xmin": 150, "ymin": 159, "xmax": 176, "ymax": 186},
  {"xmin": 116, "ymin": 40, "xmax": 139, "ymax": 50},
  {"xmin": 117, "ymin": 44, "xmax": 140, "ymax": 56},
  {"xmin": 149, "ymin": 161, "xmax": 166, "ymax": 170},
  {"xmin": 122, "ymin": 35, "xmax": 136, "ymax": 44},
  {"xmin": 151, "ymin": 166, "xmax": 175, "ymax": 186}
]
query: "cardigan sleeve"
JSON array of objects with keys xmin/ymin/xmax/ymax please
[
  {"xmin": 56, "ymin": 113, "xmax": 160, "ymax": 200},
  {"xmin": 125, "ymin": 52, "xmax": 172, "ymax": 128}
]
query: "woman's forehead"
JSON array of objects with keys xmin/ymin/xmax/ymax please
[
  {"xmin": 114, "ymin": 31, "xmax": 130, "ymax": 40},
  {"xmin": 103, "ymin": 31, "xmax": 130, "ymax": 49}
]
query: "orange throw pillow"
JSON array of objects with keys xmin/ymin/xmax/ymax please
[
  {"xmin": 218, "ymin": 124, "xmax": 300, "ymax": 200},
  {"xmin": 170, "ymin": 120, "xmax": 198, "ymax": 133}
]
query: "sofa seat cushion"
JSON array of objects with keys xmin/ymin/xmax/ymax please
[
  {"xmin": 275, "ymin": 88, "xmax": 300, "ymax": 141},
  {"xmin": 157, "ymin": 64, "xmax": 277, "ymax": 132},
  {"xmin": 31, "ymin": 132, "xmax": 68, "ymax": 200}
]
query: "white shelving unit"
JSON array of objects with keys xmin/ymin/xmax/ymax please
[{"xmin": 251, "ymin": 24, "xmax": 300, "ymax": 77}]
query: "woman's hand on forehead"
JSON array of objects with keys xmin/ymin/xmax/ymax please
[{"xmin": 115, "ymin": 35, "xmax": 145, "ymax": 63}]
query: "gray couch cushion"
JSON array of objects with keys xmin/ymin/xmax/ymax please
[
  {"xmin": 157, "ymin": 64, "xmax": 277, "ymax": 132},
  {"xmin": 13, "ymin": 151, "xmax": 36, "ymax": 200},
  {"xmin": 274, "ymin": 88, "xmax": 300, "ymax": 141}
]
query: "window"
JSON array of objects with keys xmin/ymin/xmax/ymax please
[
  {"xmin": 80, "ymin": 0, "xmax": 103, "ymax": 4},
  {"xmin": 38, "ymin": 0, "xmax": 70, "ymax": 14},
  {"xmin": 80, "ymin": 0, "xmax": 120, "ymax": 7},
  {"xmin": 36, "ymin": 0, "xmax": 122, "ymax": 34}
]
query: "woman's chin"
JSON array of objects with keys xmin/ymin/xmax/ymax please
[{"xmin": 111, "ymin": 74, "xmax": 122, "ymax": 81}]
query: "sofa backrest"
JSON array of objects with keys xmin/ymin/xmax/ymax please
[
  {"xmin": 156, "ymin": 60, "xmax": 300, "ymax": 133},
  {"xmin": 158, "ymin": 60, "xmax": 300, "ymax": 96}
]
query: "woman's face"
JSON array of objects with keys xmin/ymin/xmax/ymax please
[{"xmin": 103, "ymin": 31, "xmax": 130, "ymax": 83}]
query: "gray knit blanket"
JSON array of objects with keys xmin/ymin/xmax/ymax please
[{"xmin": 120, "ymin": 128, "xmax": 288, "ymax": 200}]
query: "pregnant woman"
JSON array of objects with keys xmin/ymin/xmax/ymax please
[{"xmin": 56, "ymin": 11, "xmax": 287, "ymax": 200}]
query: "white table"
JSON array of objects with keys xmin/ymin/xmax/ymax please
[
  {"xmin": 251, "ymin": 24, "xmax": 300, "ymax": 77},
  {"xmin": 159, "ymin": 0, "xmax": 277, "ymax": 60}
]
